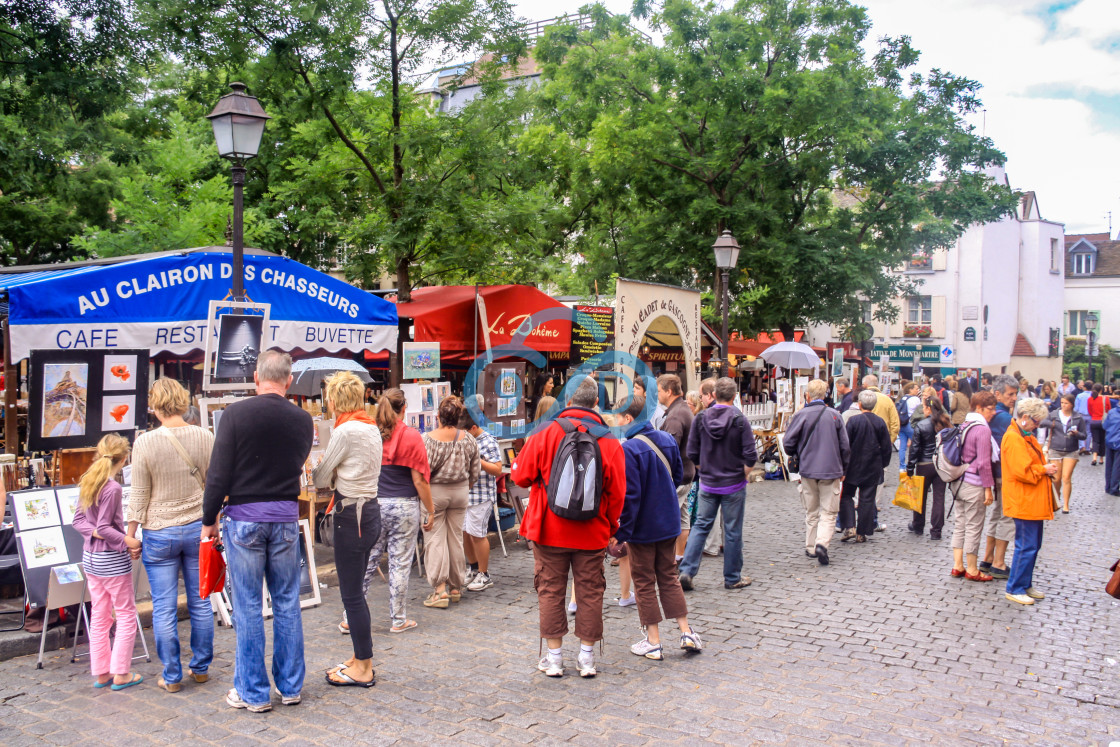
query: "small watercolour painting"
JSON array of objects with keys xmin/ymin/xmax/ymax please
[
  {"xmin": 56, "ymin": 487, "xmax": 80, "ymax": 526},
  {"xmin": 103, "ymin": 355, "xmax": 138, "ymax": 391},
  {"xmin": 101, "ymin": 395, "xmax": 136, "ymax": 431},
  {"xmin": 11, "ymin": 489, "xmax": 61, "ymax": 531},
  {"xmin": 42, "ymin": 363, "xmax": 88, "ymax": 438},
  {"xmin": 20, "ymin": 526, "xmax": 69, "ymax": 569}
]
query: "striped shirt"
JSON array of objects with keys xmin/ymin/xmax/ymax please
[{"xmin": 82, "ymin": 549, "xmax": 132, "ymax": 578}]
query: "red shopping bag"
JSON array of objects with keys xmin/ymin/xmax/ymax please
[{"xmin": 199, "ymin": 536, "xmax": 227, "ymax": 599}]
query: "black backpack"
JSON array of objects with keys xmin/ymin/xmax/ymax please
[
  {"xmin": 546, "ymin": 416, "xmax": 610, "ymax": 521},
  {"xmin": 896, "ymin": 396, "xmax": 912, "ymax": 427}
]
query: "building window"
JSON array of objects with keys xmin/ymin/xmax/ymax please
[
  {"xmin": 1050, "ymin": 239, "xmax": 1059, "ymax": 272},
  {"xmin": 1072, "ymin": 253, "xmax": 1094, "ymax": 275},
  {"xmin": 1067, "ymin": 310, "xmax": 1100, "ymax": 336},
  {"xmin": 908, "ymin": 253, "xmax": 933, "ymax": 271},
  {"xmin": 907, "ymin": 296, "xmax": 932, "ymax": 325}
]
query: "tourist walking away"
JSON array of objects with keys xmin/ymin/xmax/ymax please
[
  {"xmin": 421, "ymin": 397, "xmax": 481, "ymax": 609},
  {"xmin": 980, "ymin": 375, "xmax": 1018, "ymax": 579},
  {"xmin": 348, "ymin": 388, "xmax": 433, "ymax": 635},
  {"xmin": 202, "ymin": 349, "xmax": 314, "ymax": 713},
  {"xmin": 906, "ymin": 397, "xmax": 950, "ymax": 539},
  {"xmin": 614, "ymin": 394, "xmax": 703, "ymax": 660},
  {"xmin": 656, "ymin": 373, "xmax": 695, "ymax": 561},
  {"xmin": 126, "ymin": 378, "xmax": 215, "ymax": 693},
  {"xmin": 1086, "ymin": 384, "xmax": 1112, "ymax": 466},
  {"xmin": 950, "ymin": 391, "xmax": 998, "ymax": 582},
  {"xmin": 512, "ymin": 377, "xmax": 626, "ymax": 678},
  {"xmin": 785, "ymin": 380, "xmax": 850, "ymax": 565},
  {"xmin": 679, "ymin": 377, "xmax": 758, "ymax": 591},
  {"xmin": 860, "ymin": 375, "xmax": 899, "ymax": 530},
  {"xmin": 1040, "ymin": 394, "xmax": 1086, "ymax": 513},
  {"xmin": 73, "ymin": 434, "xmax": 143, "ymax": 690},
  {"xmin": 314, "ymin": 371, "xmax": 383, "ymax": 688},
  {"xmin": 839, "ymin": 391, "xmax": 892, "ymax": 543},
  {"xmin": 1001, "ymin": 399, "xmax": 1059, "ymax": 605},
  {"xmin": 897, "ymin": 382, "xmax": 921, "ymax": 472},
  {"xmin": 461, "ymin": 396, "xmax": 503, "ymax": 592},
  {"xmin": 1104, "ymin": 404, "xmax": 1120, "ymax": 496},
  {"xmin": 1075, "ymin": 381, "xmax": 1093, "ymax": 453}
]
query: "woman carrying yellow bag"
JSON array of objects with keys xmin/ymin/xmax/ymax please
[
  {"xmin": 906, "ymin": 398, "xmax": 951, "ymax": 540},
  {"xmin": 893, "ymin": 472, "xmax": 925, "ymax": 513}
]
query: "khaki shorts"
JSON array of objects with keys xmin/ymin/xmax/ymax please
[
  {"xmin": 463, "ymin": 501, "xmax": 494, "ymax": 539},
  {"xmin": 985, "ymin": 479, "xmax": 1015, "ymax": 542},
  {"xmin": 677, "ymin": 483, "xmax": 693, "ymax": 532}
]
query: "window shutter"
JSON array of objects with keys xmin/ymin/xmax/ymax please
[
  {"xmin": 931, "ymin": 296, "xmax": 947, "ymax": 338},
  {"xmin": 888, "ymin": 298, "xmax": 905, "ymax": 338}
]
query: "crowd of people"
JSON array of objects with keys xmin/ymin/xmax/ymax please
[{"xmin": 65, "ymin": 349, "xmax": 1119, "ymax": 706}]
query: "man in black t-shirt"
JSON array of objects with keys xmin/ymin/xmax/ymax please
[{"xmin": 202, "ymin": 349, "xmax": 313, "ymax": 713}]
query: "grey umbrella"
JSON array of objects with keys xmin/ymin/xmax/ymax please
[{"xmin": 288, "ymin": 357, "xmax": 373, "ymax": 397}]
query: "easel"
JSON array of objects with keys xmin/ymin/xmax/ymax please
[{"xmin": 65, "ymin": 562, "xmax": 151, "ymax": 669}]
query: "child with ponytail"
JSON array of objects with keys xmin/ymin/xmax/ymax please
[{"xmin": 72, "ymin": 434, "xmax": 144, "ymax": 689}]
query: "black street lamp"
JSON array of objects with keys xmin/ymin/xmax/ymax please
[
  {"xmin": 1085, "ymin": 312, "xmax": 1099, "ymax": 382},
  {"xmin": 712, "ymin": 230, "xmax": 740, "ymax": 378},
  {"xmin": 207, "ymin": 82, "xmax": 271, "ymax": 298}
]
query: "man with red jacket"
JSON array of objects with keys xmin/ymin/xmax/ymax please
[{"xmin": 512, "ymin": 378, "xmax": 626, "ymax": 679}]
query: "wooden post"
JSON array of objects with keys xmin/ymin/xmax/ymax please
[{"xmin": 3, "ymin": 319, "xmax": 18, "ymax": 456}]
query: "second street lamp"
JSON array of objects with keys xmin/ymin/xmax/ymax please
[
  {"xmin": 712, "ymin": 230, "xmax": 740, "ymax": 378},
  {"xmin": 207, "ymin": 82, "xmax": 271, "ymax": 299},
  {"xmin": 1085, "ymin": 312, "xmax": 1099, "ymax": 382}
]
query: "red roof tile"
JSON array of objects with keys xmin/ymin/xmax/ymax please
[{"xmin": 1012, "ymin": 333, "xmax": 1036, "ymax": 357}]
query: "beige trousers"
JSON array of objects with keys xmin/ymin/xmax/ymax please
[
  {"xmin": 799, "ymin": 478, "xmax": 842, "ymax": 552},
  {"xmin": 424, "ymin": 481, "xmax": 469, "ymax": 591},
  {"xmin": 951, "ymin": 481, "xmax": 987, "ymax": 555}
]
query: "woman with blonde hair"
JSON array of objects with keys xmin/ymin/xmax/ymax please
[
  {"xmin": 73, "ymin": 434, "xmax": 143, "ymax": 689},
  {"xmin": 345, "ymin": 388, "xmax": 433, "ymax": 636},
  {"xmin": 422, "ymin": 396, "xmax": 480, "ymax": 608},
  {"xmin": 314, "ymin": 371, "xmax": 383, "ymax": 687},
  {"xmin": 126, "ymin": 378, "xmax": 215, "ymax": 693},
  {"xmin": 685, "ymin": 390, "xmax": 702, "ymax": 415},
  {"xmin": 534, "ymin": 395, "xmax": 557, "ymax": 423}
]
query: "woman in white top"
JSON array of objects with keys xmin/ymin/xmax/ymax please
[
  {"xmin": 313, "ymin": 371, "xmax": 383, "ymax": 688},
  {"xmin": 1039, "ymin": 394, "xmax": 1087, "ymax": 514},
  {"xmin": 126, "ymin": 378, "xmax": 215, "ymax": 693}
]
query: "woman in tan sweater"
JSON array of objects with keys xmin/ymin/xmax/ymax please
[{"xmin": 125, "ymin": 378, "xmax": 215, "ymax": 694}]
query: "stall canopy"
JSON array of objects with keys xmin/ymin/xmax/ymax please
[
  {"xmin": 393, "ymin": 285, "xmax": 571, "ymax": 364},
  {"xmin": 0, "ymin": 247, "xmax": 397, "ymax": 361}
]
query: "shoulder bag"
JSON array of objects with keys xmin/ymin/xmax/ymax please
[
  {"xmin": 788, "ymin": 408, "xmax": 827, "ymax": 474},
  {"xmin": 159, "ymin": 428, "xmax": 206, "ymax": 490},
  {"xmin": 1107, "ymin": 559, "xmax": 1120, "ymax": 599}
]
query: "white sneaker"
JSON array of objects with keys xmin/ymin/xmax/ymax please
[
  {"xmin": 464, "ymin": 568, "xmax": 476, "ymax": 585},
  {"xmin": 567, "ymin": 600, "xmax": 577, "ymax": 614},
  {"xmin": 226, "ymin": 688, "xmax": 271, "ymax": 713},
  {"xmin": 537, "ymin": 656, "xmax": 563, "ymax": 677},
  {"xmin": 467, "ymin": 572, "xmax": 493, "ymax": 591},
  {"xmin": 273, "ymin": 687, "xmax": 301, "ymax": 705},
  {"xmin": 1005, "ymin": 592, "xmax": 1035, "ymax": 606},
  {"xmin": 617, "ymin": 592, "xmax": 636, "ymax": 608},
  {"xmin": 1025, "ymin": 587, "xmax": 1045, "ymax": 600},
  {"xmin": 630, "ymin": 638, "xmax": 663, "ymax": 660},
  {"xmin": 577, "ymin": 651, "xmax": 597, "ymax": 678},
  {"xmin": 679, "ymin": 631, "xmax": 703, "ymax": 652}
]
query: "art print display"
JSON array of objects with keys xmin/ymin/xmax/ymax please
[
  {"xmin": 101, "ymin": 394, "xmax": 137, "ymax": 431},
  {"xmin": 41, "ymin": 363, "xmax": 88, "ymax": 438},
  {"xmin": 497, "ymin": 397, "xmax": 518, "ymax": 418},
  {"xmin": 29, "ymin": 349, "xmax": 149, "ymax": 451},
  {"xmin": 402, "ymin": 342, "xmax": 440, "ymax": 380},
  {"xmin": 11, "ymin": 489, "xmax": 61, "ymax": 531},
  {"xmin": 498, "ymin": 369, "xmax": 518, "ymax": 397},
  {"xmin": 401, "ymin": 383, "xmax": 424, "ymax": 414},
  {"xmin": 434, "ymin": 382, "xmax": 451, "ymax": 404},
  {"xmin": 52, "ymin": 563, "xmax": 83, "ymax": 585},
  {"xmin": 214, "ymin": 313, "xmax": 265, "ymax": 380},
  {"xmin": 19, "ymin": 526, "xmax": 69, "ymax": 569},
  {"xmin": 56, "ymin": 487, "xmax": 80, "ymax": 525},
  {"xmin": 102, "ymin": 354, "xmax": 138, "ymax": 391},
  {"xmin": 420, "ymin": 384, "xmax": 436, "ymax": 411}
]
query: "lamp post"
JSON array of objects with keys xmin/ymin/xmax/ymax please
[
  {"xmin": 712, "ymin": 230, "xmax": 740, "ymax": 378},
  {"xmin": 207, "ymin": 82, "xmax": 271, "ymax": 299},
  {"xmin": 1085, "ymin": 312, "xmax": 1099, "ymax": 382}
]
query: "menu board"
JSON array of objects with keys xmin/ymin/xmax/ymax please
[{"xmin": 570, "ymin": 305, "xmax": 615, "ymax": 365}]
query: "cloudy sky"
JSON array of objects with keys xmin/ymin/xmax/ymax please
[{"xmin": 512, "ymin": 0, "xmax": 1120, "ymax": 236}]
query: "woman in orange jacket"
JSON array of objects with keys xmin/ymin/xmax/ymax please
[{"xmin": 1000, "ymin": 398, "xmax": 1059, "ymax": 606}]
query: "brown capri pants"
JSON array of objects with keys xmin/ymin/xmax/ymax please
[
  {"xmin": 532, "ymin": 544, "xmax": 606, "ymax": 642},
  {"xmin": 628, "ymin": 537, "xmax": 688, "ymax": 628}
]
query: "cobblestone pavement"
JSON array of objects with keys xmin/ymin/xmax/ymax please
[{"xmin": 1, "ymin": 455, "xmax": 1118, "ymax": 746}]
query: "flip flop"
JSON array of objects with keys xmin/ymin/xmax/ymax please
[
  {"xmin": 325, "ymin": 669, "xmax": 375, "ymax": 688},
  {"xmin": 389, "ymin": 620, "xmax": 417, "ymax": 634},
  {"xmin": 110, "ymin": 673, "xmax": 143, "ymax": 691},
  {"xmin": 93, "ymin": 679, "xmax": 112, "ymax": 689}
]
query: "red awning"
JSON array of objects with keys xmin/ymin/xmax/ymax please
[
  {"xmin": 726, "ymin": 339, "xmax": 771, "ymax": 357},
  {"xmin": 396, "ymin": 285, "xmax": 572, "ymax": 354}
]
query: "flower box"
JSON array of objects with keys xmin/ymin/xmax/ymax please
[{"xmin": 903, "ymin": 325, "xmax": 932, "ymax": 338}]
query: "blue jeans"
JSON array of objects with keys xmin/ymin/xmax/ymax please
[
  {"xmin": 678, "ymin": 487, "xmax": 745, "ymax": 585},
  {"xmin": 142, "ymin": 520, "xmax": 214, "ymax": 685},
  {"xmin": 898, "ymin": 424, "xmax": 913, "ymax": 471},
  {"xmin": 223, "ymin": 518, "xmax": 305, "ymax": 707},
  {"xmin": 1006, "ymin": 519, "xmax": 1043, "ymax": 595}
]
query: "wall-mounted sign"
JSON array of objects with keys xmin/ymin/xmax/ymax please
[
  {"xmin": 570, "ymin": 305, "xmax": 614, "ymax": 365},
  {"xmin": 963, "ymin": 327, "xmax": 976, "ymax": 342},
  {"xmin": 962, "ymin": 306, "xmax": 979, "ymax": 320}
]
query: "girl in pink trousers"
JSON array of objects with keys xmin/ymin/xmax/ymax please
[{"xmin": 72, "ymin": 434, "xmax": 144, "ymax": 689}]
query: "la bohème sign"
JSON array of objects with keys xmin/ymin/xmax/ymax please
[{"xmin": 7, "ymin": 252, "xmax": 397, "ymax": 360}]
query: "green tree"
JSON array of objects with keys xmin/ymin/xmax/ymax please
[{"xmin": 533, "ymin": 0, "xmax": 1019, "ymax": 338}]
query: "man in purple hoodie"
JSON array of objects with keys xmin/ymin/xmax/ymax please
[{"xmin": 678, "ymin": 378, "xmax": 758, "ymax": 591}]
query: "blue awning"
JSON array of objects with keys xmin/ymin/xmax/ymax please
[{"xmin": 3, "ymin": 248, "xmax": 397, "ymax": 361}]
